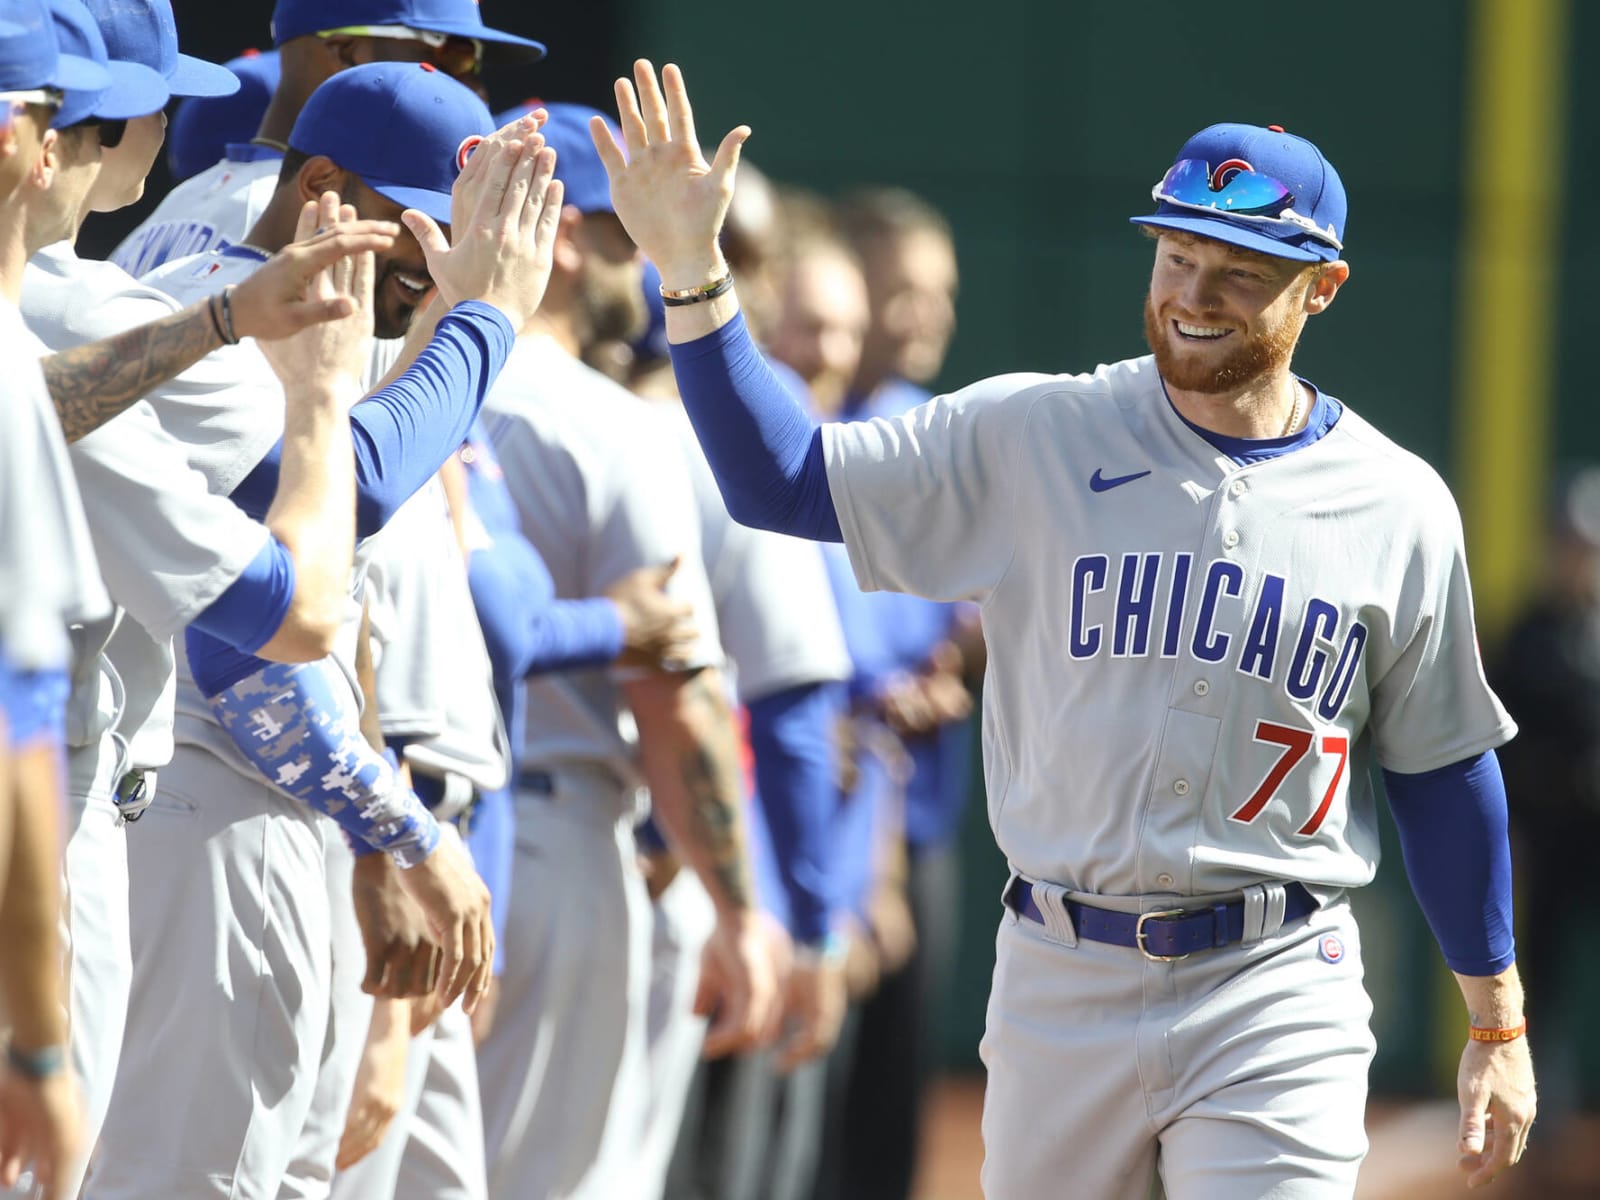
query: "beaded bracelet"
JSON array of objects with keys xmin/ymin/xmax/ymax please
[{"xmin": 1468, "ymin": 1020, "xmax": 1527, "ymax": 1044}]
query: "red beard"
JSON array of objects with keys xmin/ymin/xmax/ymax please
[{"xmin": 1143, "ymin": 293, "xmax": 1302, "ymax": 395}]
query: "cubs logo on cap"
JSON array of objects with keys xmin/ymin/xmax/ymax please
[{"xmin": 455, "ymin": 134, "xmax": 482, "ymax": 171}]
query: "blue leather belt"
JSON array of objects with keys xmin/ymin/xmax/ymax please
[{"xmin": 1005, "ymin": 877, "xmax": 1317, "ymax": 961}]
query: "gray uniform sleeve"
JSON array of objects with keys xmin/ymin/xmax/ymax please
[
  {"xmin": 68, "ymin": 401, "xmax": 272, "ymax": 640},
  {"xmin": 1366, "ymin": 473, "xmax": 1517, "ymax": 774},
  {"xmin": 822, "ymin": 372, "xmax": 1057, "ymax": 603}
]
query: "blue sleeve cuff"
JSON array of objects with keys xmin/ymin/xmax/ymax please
[
  {"xmin": 667, "ymin": 312, "xmax": 842, "ymax": 543},
  {"xmin": 0, "ymin": 665, "xmax": 68, "ymax": 748},
  {"xmin": 188, "ymin": 536, "xmax": 296, "ymax": 658},
  {"xmin": 1383, "ymin": 749, "xmax": 1517, "ymax": 976}
]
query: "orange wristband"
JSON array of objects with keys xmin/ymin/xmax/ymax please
[{"xmin": 1468, "ymin": 1020, "xmax": 1527, "ymax": 1044}]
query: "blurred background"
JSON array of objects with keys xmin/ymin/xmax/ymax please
[{"xmin": 126, "ymin": 1, "xmax": 1598, "ymax": 1196}]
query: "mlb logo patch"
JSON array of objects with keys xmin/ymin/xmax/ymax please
[{"xmin": 1318, "ymin": 934, "xmax": 1345, "ymax": 964}]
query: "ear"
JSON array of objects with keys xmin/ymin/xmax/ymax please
[
  {"xmin": 295, "ymin": 155, "xmax": 346, "ymax": 205},
  {"xmin": 1303, "ymin": 261, "xmax": 1350, "ymax": 315},
  {"xmin": 318, "ymin": 34, "xmax": 363, "ymax": 69},
  {"xmin": 552, "ymin": 205, "xmax": 585, "ymax": 276},
  {"xmin": 31, "ymin": 126, "xmax": 60, "ymax": 188}
]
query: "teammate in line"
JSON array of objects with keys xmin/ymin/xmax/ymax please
[{"xmin": 595, "ymin": 61, "xmax": 1536, "ymax": 1197}]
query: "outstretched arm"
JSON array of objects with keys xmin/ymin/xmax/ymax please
[{"xmin": 593, "ymin": 61, "xmax": 841, "ymax": 543}]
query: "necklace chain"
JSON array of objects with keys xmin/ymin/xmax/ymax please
[{"xmin": 1280, "ymin": 387, "xmax": 1305, "ymax": 437}]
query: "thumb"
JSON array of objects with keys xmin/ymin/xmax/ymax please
[
  {"xmin": 709, "ymin": 125, "xmax": 751, "ymax": 188},
  {"xmin": 654, "ymin": 555, "xmax": 683, "ymax": 589},
  {"xmin": 402, "ymin": 209, "xmax": 450, "ymax": 263}
]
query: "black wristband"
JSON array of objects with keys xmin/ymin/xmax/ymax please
[
  {"xmin": 660, "ymin": 274, "xmax": 734, "ymax": 307},
  {"xmin": 218, "ymin": 284, "xmax": 240, "ymax": 344}
]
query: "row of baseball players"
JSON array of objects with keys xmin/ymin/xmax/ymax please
[
  {"xmin": 0, "ymin": 4, "xmax": 1545, "ymax": 1200},
  {"xmin": 0, "ymin": 1, "xmax": 982, "ymax": 1198}
]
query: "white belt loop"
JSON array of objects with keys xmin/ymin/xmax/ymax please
[
  {"xmin": 1241, "ymin": 884, "xmax": 1267, "ymax": 945},
  {"xmin": 1262, "ymin": 882, "xmax": 1288, "ymax": 936},
  {"xmin": 1030, "ymin": 880, "xmax": 1079, "ymax": 948}
]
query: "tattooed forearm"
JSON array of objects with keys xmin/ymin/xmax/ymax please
[
  {"xmin": 43, "ymin": 301, "xmax": 223, "ymax": 442},
  {"xmin": 677, "ymin": 672, "xmax": 754, "ymax": 910}
]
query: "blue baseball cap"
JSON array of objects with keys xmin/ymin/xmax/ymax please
[
  {"xmin": 47, "ymin": 0, "xmax": 167, "ymax": 128},
  {"xmin": 289, "ymin": 61, "xmax": 492, "ymax": 224},
  {"xmin": 0, "ymin": 0, "xmax": 110, "ymax": 95},
  {"xmin": 84, "ymin": 0, "xmax": 238, "ymax": 99},
  {"xmin": 167, "ymin": 48, "xmax": 279, "ymax": 181},
  {"xmin": 497, "ymin": 100, "xmax": 615, "ymax": 214},
  {"xmin": 271, "ymin": 0, "xmax": 545, "ymax": 63},
  {"xmin": 1130, "ymin": 123, "xmax": 1347, "ymax": 263}
]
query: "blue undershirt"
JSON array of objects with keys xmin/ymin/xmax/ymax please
[
  {"xmin": 1383, "ymin": 750, "xmax": 1516, "ymax": 976},
  {"xmin": 747, "ymin": 681, "xmax": 847, "ymax": 944}
]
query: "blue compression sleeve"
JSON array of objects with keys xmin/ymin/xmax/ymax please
[
  {"xmin": 1383, "ymin": 750, "xmax": 1516, "ymax": 976},
  {"xmin": 465, "ymin": 784, "xmax": 512, "ymax": 975},
  {"xmin": 747, "ymin": 681, "xmax": 848, "ymax": 944},
  {"xmin": 668, "ymin": 313, "xmax": 842, "ymax": 542},
  {"xmin": 0, "ymin": 666, "xmax": 68, "ymax": 748},
  {"xmin": 188, "ymin": 537, "xmax": 296, "ymax": 662},
  {"xmin": 468, "ymin": 534, "xmax": 623, "ymax": 684},
  {"xmin": 205, "ymin": 658, "xmax": 441, "ymax": 864},
  {"xmin": 230, "ymin": 301, "xmax": 516, "ymax": 533}
]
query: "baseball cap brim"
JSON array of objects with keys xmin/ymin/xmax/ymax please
[
  {"xmin": 1129, "ymin": 214, "xmax": 1333, "ymax": 263},
  {"xmin": 166, "ymin": 52, "xmax": 240, "ymax": 98},
  {"xmin": 90, "ymin": 59, "xmax": 170, "ymax": 118},
  {"xmin": 364, "ymin": 176, "xmax": 452, "ymax": 225},
  {"xmin": 404, "ymin": 18, "xmax": 545, "ymax": 62},
  {"xmin": 46, "ymin": 50, "xmax": 112, "ymax": 94}
]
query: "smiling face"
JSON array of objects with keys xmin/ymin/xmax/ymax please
[
  {"xmin": 1142, "ymin": 231, "xmax": 1324, "ymax": 395},
  {"xmin": 340, "ymin": 174, "xmax": 437, "ymax": 339}
]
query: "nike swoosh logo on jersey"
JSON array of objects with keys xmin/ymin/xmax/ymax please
[{"xmin": 1089, "ymin": 468, "xmax": 1152, "ymax": 492}]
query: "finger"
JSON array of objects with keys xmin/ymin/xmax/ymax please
[
  {"xmin": 421, "ymin": 942, "xmax": 442, "ymax": 996},
  {"xmin": 363, "ymin": 946, "xmax": 389, "ymax": 994},
  {"xmin": 518, "ymin": 144, "xmax": 557, "ymax": 232},
  {"xmin": 498, "ymin": 139, "xmax": 538, "ymax": 224},
  {"xmin": 318, "ymin": 189, "xmax": 341, "ymax": 232},
  {"xmin": 293, "ymin": 198, "xmax": 319, "ymax": 244},
  {"xmin": 351, "ymin": 250, "xmax": 375, "ymax": 319},
  {"xmin": 470, "ymin": 141, "xmax": 519, "ymax": 230},
  {"xmin": 434, "ymin": 919, "xmax": 467, "ymax": 1009},
  {"xmin": 589, "ymin": 114, "xmax": 628, "ymax": 179},
  {"xmin": 465, "ymin": 916, "xmax": 494, "ymax": 1015},
  {"xmin": 654, "ymin": 555, "xmax": 682, "ymax": 587},
  {"xmin": 661, "ymin": 63, "xmax": 701, "ymax": 150},
  {"xmin": 289, "ymin": 229, "xmax": 400, "ymax": 279},
  {"xmin": 633, "ymin": 58, "xmax": 672, "ymax": 145},
  {"xmin": 401, "ymin": 210, "xmax": 451, "ymax": 264},
  {"xmin": 708, "ymin": 125, "xmax": 752, "ymax": 192},
  {"xmin": 702, "ymin": 979, "xmax": 751, "ymax": 1059},
  {"xmin": 450, "ymin": 909, "xmax": 482, "ymax": 1011},
  {"xmin": 1458, "ymin": 1093, "xmax": 1488, "ymax": 1158},
  {"xmin": 531, "ymin": 176, "xmax": 564, "ymax": 256},
  {"xmin": 278, "ymin": 296, "xmax": 358, "ymax": 329},
  {"xmin": 613, "ymin": 74, "xmax": 650, "ymax": 156}
]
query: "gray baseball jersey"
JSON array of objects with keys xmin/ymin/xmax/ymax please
[
  {"xmin": 822, "ymin": 354, "xmax": 1515, "ymax": 898},
  {"xmin": 481, "ymin": 335, "xmax": 724, "ymax": 785},
  {"xmin": 23, "ymin": 244, "xmax": 276, "ymax": 770},
  {"xmin": 111, "ymin": 154, "xmax": 280, "ymax": 279},
  {"xmin": 662, "ymin": 404, "xmax": 851, "ymax": 702},
  {"xmin": 0, "ymin": 300, "xmax": 108, "ymax": 674}
]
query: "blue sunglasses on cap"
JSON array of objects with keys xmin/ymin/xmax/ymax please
[{"xmin": 1153, "ymin": 158, "xmax": 1343, "ymax": 251}]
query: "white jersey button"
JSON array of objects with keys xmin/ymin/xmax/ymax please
[
  {"xmin": 1193, "ymin": 680, "xmax": 1210, "ymax": 696},
  {"xmin": 1229, "ymin": 480, "xmax": 1247, "ymax": 497},
  {"xmin": 1156, "ymin": 873, "xmax": 1175, "ymax": 888},
  {"xmin": 1222, "ymin": 530, "xmax": 1240, "ymax": 549},
  {"xmin": 1172, "ymin": 779, "xmax": 1190, "ymax": 795}
]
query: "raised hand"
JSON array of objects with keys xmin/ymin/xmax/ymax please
[
  {"xmin": 402, "ymin": 138, "xmax": 565, "ymax": 332},
  {"xmin": 590, "ymin": 60, "xmax": 749, "ymax": 292},
  {"xmin": 254, "ymin": 193, "xmax": 375, "ymax": 396},
  {"xmin": 229, "ymin": 203, "xmax": 396, "ymax": 343}
]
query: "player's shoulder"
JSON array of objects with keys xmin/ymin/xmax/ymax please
[
  {"xmin": 140, "ymin": 248, "xmax": 254, "ymax": 301},
  {"xmin": 923, "ymin": 356, "xmax": 1155, "ymax": 431},
  {"xmin": 24, "ymin": 243, "xmax": 184, "ymax": 349},
  {"xmin": 1323, "ymin": 400, "xmax": 1456, "ymax": 501}
]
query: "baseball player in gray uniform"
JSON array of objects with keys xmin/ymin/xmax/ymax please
[
  {"xmin": 475, "ymin": 105, "xmax": 778, "ymax": 1198},
  {"xmin": 595, "ymin": 62, "xmax": 1539, "ymax": 1198}
]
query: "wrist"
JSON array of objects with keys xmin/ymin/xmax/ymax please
[
  {"xmin": 794, "ymin": 930, "xmax": 848, "ymax": 968},
  {"xmin": 5, "ymin": 1040, "xmax": 68, "ymax": 1080},
  {"xmin": 655, "ymin": 250, "xmax": 729, "ymax": 294}
]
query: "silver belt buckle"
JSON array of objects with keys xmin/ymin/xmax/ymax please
[{"xmin": 1134, "ymin": 908, "xmax": 1190, "ymax": 962}]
